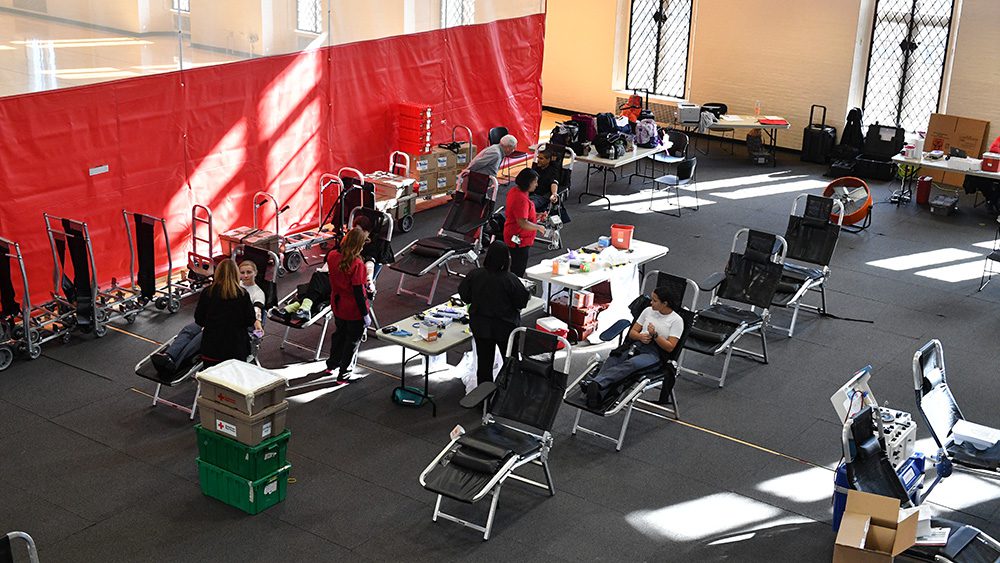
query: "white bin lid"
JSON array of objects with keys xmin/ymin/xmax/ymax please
[{"xmin": 197, "ymin": 360, "xmax": 286, "ymax": 399}]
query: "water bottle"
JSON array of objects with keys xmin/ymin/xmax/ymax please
[{"xmin": 754, "ymin": 100, "xmax": 761, "ymax": 117}]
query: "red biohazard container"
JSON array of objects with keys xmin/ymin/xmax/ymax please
[
  {"xmin": 610, "ymin": 224, "xmax": 634, "ymax": 250},
  {"xmin": 916, "ymin": 176, "xmax": 933, "ymax": 206}
]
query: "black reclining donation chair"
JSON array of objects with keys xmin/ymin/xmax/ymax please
[
  {"xmin": 269, "ymin": 205, "xmax": 394, "ymax": 362},
  {"xmin": 134, "ymin": 332, "xmax": 263, "ymax": 419},
  {"xmin": 2, "ymin": 531, "xmax": 39, "ymax": 563},
  {"xmin": 680, "ymin": 229, "xmax": 787, "ymax": 387},
  {"xmin": 843, "ymin": 405, "xmax": 1000, "ymax": 563},
  {"xmin": 391, "ymin": 171, "xmax": 498, "ymax": 304},
  {"xmin": 770, "ymin": 194, "xmax": 844, "ymax": 337},
  {"xmin": 563, "ymin": 271, "xmax": 696, "ymax": 451},
  {"xmin": 913, "ymin": 339, "xmax": 1000, "ymax": 478},
  {"xmin": 419, "ymin": 328, "xmax": 571, "ymax": 540}
]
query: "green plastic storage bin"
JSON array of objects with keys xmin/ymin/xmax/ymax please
[
  {"xmin": 197, "ymin": 459, "xmax": 290, "ymax": 515},
  {"xmin": 195, "ymin": 424, "xmax": 290, "ymax": 480}
]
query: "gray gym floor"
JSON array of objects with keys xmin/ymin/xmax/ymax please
[{"xmin": 3, "ymin": 136, "xmax": 999, "ymax": 562}]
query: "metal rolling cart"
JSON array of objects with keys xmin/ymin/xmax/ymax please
[
  {"xmin": 0, "ymin": 237, "xmax": 42, "ymax": 370},
  {"xmin": 368, "ymin": 151, "xmax": 418, "ymax": 233}
]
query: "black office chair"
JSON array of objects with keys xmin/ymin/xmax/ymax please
[
  {"xmin": 650, "ymin": 157, "xmax": 698, "ymax": 217},
  {"xmin": 488, "ymin": 126, "xmax": 530, "ymax": 184},
  {"xmin": 633, "ymin": 129, "xmax": 689, "ymax": 187},
  {"xmin": 702, "ymin": 102, "xmax": 734, "ymax": 154}
]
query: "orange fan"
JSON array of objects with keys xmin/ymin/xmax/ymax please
[{"xmin": 823, "ymin": 177, "xmax": 872, "ymax": 227}]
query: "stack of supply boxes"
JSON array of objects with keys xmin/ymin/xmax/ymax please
[
  {"xmin": 547, "ymin": 282, "xmax": 613, "ymax": 342},
  {"xmin": 194, "ymin": 360, "xmax": 291, "ymax": 515}
]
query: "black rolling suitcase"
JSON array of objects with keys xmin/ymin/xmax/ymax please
[{"xmin": 801, "ymin": 105, "xmax": 837, "ymax": 164}]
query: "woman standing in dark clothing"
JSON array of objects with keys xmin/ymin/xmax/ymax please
[
  {"xmin": 458, "ymin": 242, "xmax": 531, "ymax": 386},
  {"xmin": 194, "ymin": 259, "xmax": 256, "ymax": 367},
  {"xmin": 318, "ymin": 227, "xmax": 371, "ymax": 383}
]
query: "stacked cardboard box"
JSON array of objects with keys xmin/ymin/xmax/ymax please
[
  {"xmin": 923, "ymin": 113, "xmax": 991, "ymax": 187},
  {"xmin": 194, "ymin": 360, "xmax": 291, "ymax": 514},
  {"xmin": 548, "ymin": 282, "xmax": 613, "ymax": 342}
]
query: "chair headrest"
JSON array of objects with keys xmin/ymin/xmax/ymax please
[{"xmin": 803, "ymin": 195, "xmax": 834, "ymax": 221}]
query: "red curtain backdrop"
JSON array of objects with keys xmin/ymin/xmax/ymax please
[{"xmin": 0, "ymin": 14, "xmax": 545, "ymax": 303}]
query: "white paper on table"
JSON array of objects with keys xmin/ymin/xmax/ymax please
[
  {"xmin": 719, "ymin": 115, "xmax": 740, "ymax": 121},
  {"xmin": 764, "ymin": 115, "xmax": 782, "ymax": 120}
]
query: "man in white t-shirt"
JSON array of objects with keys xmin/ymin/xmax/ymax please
[{"xmin": 586, "ymin": 286, "xmax": 684, "ymax": 405}]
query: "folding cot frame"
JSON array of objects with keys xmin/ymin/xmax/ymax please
[
  {"xmin": 679, "ymin": 228, "xmax": 788, "ymax": 388},
  {"xmin": 565, "ymin": 272, "xmax": 699, "ymax": 451},
  {"xmin": 419, "ymin": 327, "xmax": 572, "ymax": 540}
]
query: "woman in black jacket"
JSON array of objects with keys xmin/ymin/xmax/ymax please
[
  {"xmin": 194, "ymin": 259, "xmax": 256, "ymax": 366},
  {"xmin": 458, "ymin": 241, "xmax": 531, "ymax": 386}
]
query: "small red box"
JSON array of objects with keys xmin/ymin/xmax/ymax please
[
  {"xmin": 982, "ymin": 152, "xmax": 1000, "ymax": 173},
  {"xmin": 535, "ymin": 317, "xmax": 568, "ymax": 349}
]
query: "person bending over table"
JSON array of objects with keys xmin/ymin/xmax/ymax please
[
  {"xmin": 313, "ymin": 227, "xmax": 371, "ymax": 383},
  {"xmin": 467, "ymin": 134, "xmax": 518, "ymax": 178},
  {"xmin": 585, "ymin": 286, "xmax": 684, "ymax": 407},
  {"xmin": 458, "ymin": 241, "xmax": 531, "ymax": 387},
  {"xmin": 503, "ymin": 168, "xmax": 548, "ymax": 277}
]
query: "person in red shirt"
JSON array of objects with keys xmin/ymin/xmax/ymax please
[
  {"xmin": 503, "ymin": 168, "xmax": 548, "ymax": 277},
  {"xmin": 317, "ymin": 227, "xmax": 371, "ymax": 383}
]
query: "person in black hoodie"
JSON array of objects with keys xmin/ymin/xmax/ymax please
[
  {"xmin": 194, "ymin": 258, "xmax": 256, "ymax": 367},
  {"xmin": 458, "ymin": 241, "xmax": 531, "ymax": 386}
]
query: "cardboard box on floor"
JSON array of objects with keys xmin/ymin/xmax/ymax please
[
  {"xmin": 412, "ymin": 171, "xmax": 436, "ymax": 196},
  {"xmin": 833, "ymin": 490, "xmax": 919, "ymax": 563},
  {"xmin": 923, "ymin": 113, "xmax": 991, "ymax": 187}
]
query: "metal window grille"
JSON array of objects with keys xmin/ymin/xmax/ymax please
[
  {"xmin": 296, "ymin": 0, "xmax": 323, "ymax": 34},
  {"xmin": 172, "ymin": 0, "xmax": 190, "ymax": 13},
  {"xmin": 863, "ymin": 0, "xmax": 954, "ymax": 132},
  {"xmin": 625, "ymin": 0, "xmax": 692, "ymax": 99},
  {"xmin": 442, "ymin": 0, "xmax": 475, "ymax": 29}
]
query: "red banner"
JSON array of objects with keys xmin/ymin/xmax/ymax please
[{"xmin": 0, "ymin": 14, "xmax": 544, "ymax": 303}]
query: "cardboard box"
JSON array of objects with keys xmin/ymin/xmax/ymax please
[
  {"xmin": 833, "ymin": 490, "xmax": 919, "ymax": 563},
  {"xmin": 407, "ymin": 151, "xmax": 437, "ymax": 175},
  {"xmin": 455, "ymin": 142, "xmax": 478, "ymax": 168},
  {"xmin": 437, "ymin": 168, "xmax": 457, "ymax": 193},
  {"xmin": 924, "ymin": 113, "xmax": 991, "ymax": 187},
  {"xmin": 433, "ymin": 146, "xmax": 458, "ymax": 171},
  {"xmin": 196, "ymin": 360, "xmax": 286, "ymax": 416},
  {"xmin": 412, "ymin": 171, "xmax": 436, "ymax": 196}
]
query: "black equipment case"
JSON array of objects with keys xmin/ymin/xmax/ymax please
[
  {"xmin": 801, "ymin": 105, "xmax": 837, "ymax": 164},
  {"xmin": 854, "ymin": 124, "xmax": 906, "ymax": 181}
]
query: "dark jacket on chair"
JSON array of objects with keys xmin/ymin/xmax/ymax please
[
  {"xmin": 458, "ymin": 268, "xmax": 531, "ymax": 341},
  {"xmin": 194, "ymin": 289, "xmax": 255, "ymax": 362}
]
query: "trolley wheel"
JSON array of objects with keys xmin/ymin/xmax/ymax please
[
  {"xmin": 97, "ymin": 309, "xmax": 110, "ymax": 323},
  {"xmin": 167, "ymin": 299, "xmax": 180, "ymax": 313},
  {"xmin": 284, "ymin": 251, "xmax": 303, "ymax": 273},
  {"xmin": 0, "ymin": 345, "xmax": 12, "ymax": 371},
  {"xmin": 154, "ymin": 297, "xmax": 168, "ymax": 310},
  {"xmin": 27, "ymin": 345, "xmax": 41, "ymax": 360},
  {"xmin": 277, "ymin": 266, "xmax": 287, "ymax": 278},
  {"xmin": 94, "ymin": 324, "xmax": 108, "ymax": 338},
  {"xmin": 61, "ymin": 332, "xmax": 72, "ymax": 344},
  {"xmin": 124, "ymin": 312, "xmax": 138, "ymax": 324},
  {"xmin": 399, "ymin": 214, "xmax": 414, "ymax": 233},
  {"xmin": 12, "ymin": 326, "xmax": 24, "ymax": 340}
]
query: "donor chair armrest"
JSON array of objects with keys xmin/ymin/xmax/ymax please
[
  {"xmin": 699, "ymin": 272, "xmax": 726, "ymax": 292},
  {"xmin": 600, "ymin": 319, "xmax": 633, "ymax": 342},
  {"xmin": 460, "ymin": 382, "xmax": 497, "ymax": 409}
]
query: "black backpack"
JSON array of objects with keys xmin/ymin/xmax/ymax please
[
  {"xmin": 596, "ymin": 112, "xmax": 617, "ymax": 135},
  {"xmin": 594, "ymin": 133, "xmax": 625, "ymax": 159},
  {"xmin": 550, "ymin": 121, "xmax": 579, "ymax": 147}
]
